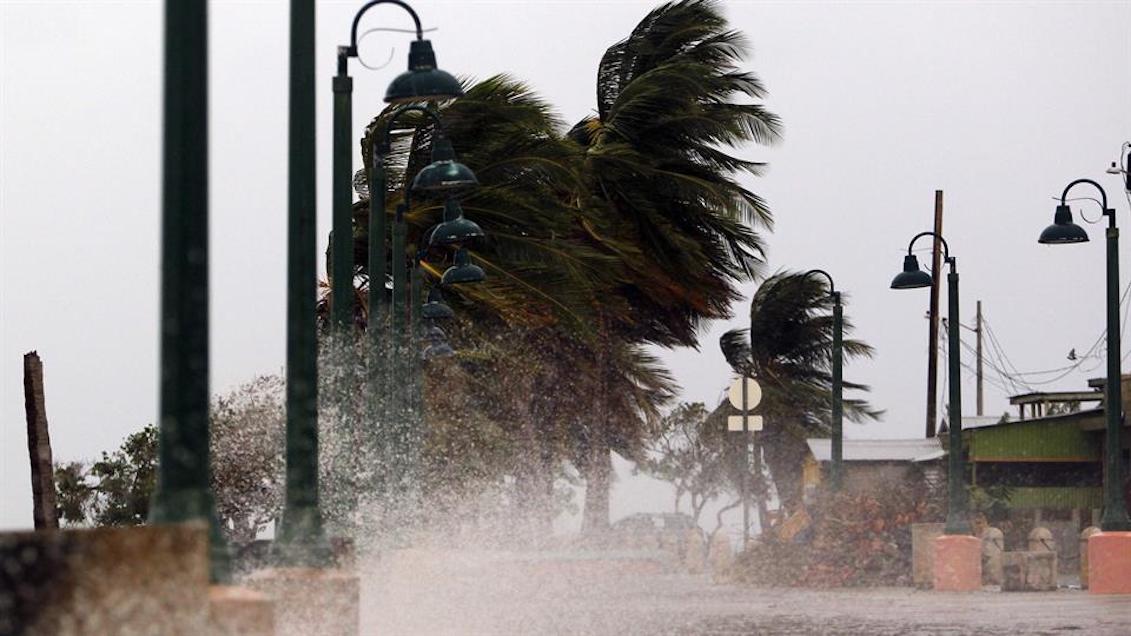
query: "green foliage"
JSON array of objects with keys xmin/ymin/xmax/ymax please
[
  {"xmin": 54, "ymin": 425, "xmax": 157, "ymax": 527},
  {"xmin": 968, "ymin": 484, "xmax": 1013, "ymax": 522}
]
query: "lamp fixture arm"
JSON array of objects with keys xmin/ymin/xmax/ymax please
[
  {"xmin": 349, "ymin": 0, "xmax": 424, "ymax": 55},
  {"xmin": 802, "ymin": 269, "xmax": 836, "ymax": 296},
  {"xmin": 907, "ymin": 231, "xmax": 950, "ymax": 262},
  {"xmin": 1061, "ymin": 178, "xmax": 1113, "ymax": 228},
  {"xmin": 376, "ymin": 104, "xmax": 447, "ymax": 154}
]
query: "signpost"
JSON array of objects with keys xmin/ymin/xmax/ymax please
[{"xmin": 728, "ymin": 376, "xmax": 763, "ymax": 547}]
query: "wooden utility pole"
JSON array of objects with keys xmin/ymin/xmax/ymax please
[
  {"xmin": 926, "ymin": 191, "xmax": 944, "ymax": 438},
  {"xmin": 23, "ymin": 351, "xmax": 58, "ymax": 529},
  {"xmin": 976, "ymin": 300, "xmax": 984, "ymax": 416}
]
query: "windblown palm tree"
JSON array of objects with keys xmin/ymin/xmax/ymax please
[
  {"xmin": 570, "ymin": 0, "xmax": 781, "ymax": 530},
  {"xmin": 720, "ymin": 271, "xmax": 881, "ymax": 514}
]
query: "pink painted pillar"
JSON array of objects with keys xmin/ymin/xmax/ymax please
[
  {"xmin": 933, "ymin": 535, "xmax": 982, "ymax": 592},
  {"xmin": 1088, "ymin": 532, "xmax": 1131, "ymax": 594}
]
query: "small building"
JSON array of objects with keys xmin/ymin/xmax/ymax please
[{"xmin": 803, "ymin": 438, "xmax": 943, "ymax": 500}]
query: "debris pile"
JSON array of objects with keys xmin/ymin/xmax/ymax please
[{"xmin": 729, "ymin": 485, "xmax": 943, "ymax": 587}]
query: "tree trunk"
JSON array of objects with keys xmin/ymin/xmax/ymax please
[
  {"xmin": 761, "ymin": 424, "xmax": 809, "ymax": 514},
  {"xmin": 24, "ymin": 352, "xmax": 58, "ymax": 529},
  {"xmin": 581, "ymin": 428, "xmax": 612, "ymax": 534}
]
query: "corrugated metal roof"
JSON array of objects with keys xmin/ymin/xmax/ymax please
[{"xmin": 806, "ymin": 438, "xmax": 943, "ymax": 463}]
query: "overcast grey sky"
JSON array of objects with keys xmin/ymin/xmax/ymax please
[{"xmin": 2, "ymin": 1, "xmax": 1130, "ymax": 530}]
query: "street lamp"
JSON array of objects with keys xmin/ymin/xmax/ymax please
[
  {"xmin": 891, "ymin": 232, "xmax": 971, "ymax": 535},
  {"xmin": 803, "ymin": 269, "xmax": 843, "ymax": 490},
  {"xmin": 330, "ymin": 0, "xmax": 463, "ymax": 332},
  {"xmin": 1039, "ymin": 180, "xmax": 1131, "ymax": 532},
  {"xmin": 151, "ymin": 0, "xmax": 230, "ymax": 582},
  {"xmin": 368, "ymin": 106, "xmax": 478, "ymax": 411},
  {"xmin": 364, "ymin": 103, "xmax": 484, "ymax": 522}
]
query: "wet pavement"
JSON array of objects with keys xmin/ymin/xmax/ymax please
[{"xmin": 361, "ymin": 550, "xmax": 1131, "ymax": 635}]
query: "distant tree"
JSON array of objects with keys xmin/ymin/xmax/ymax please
[
  {"xmin": 209, "ymin": 375, "xmax": 286, "ymax": 544},
  {"xmin": 637, "ymin": 402, "xmax": 728, "ymax": 524},
  {"xmin": 54, "ymin": 461, "xmax": 94, "ymax": 525},
  {"xmin": 720, "ymin": 271, "xmax": 881, "ymax": 514},
  {"xmin": 53, "ymin": 425, "xmax": 157, "ymax": 527},
  {"xmin": 51, "ymin": 377, "xmax": 286, "ymax": 542}
]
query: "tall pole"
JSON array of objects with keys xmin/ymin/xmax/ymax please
[
  {"xmin": 831, "ymin": 293, "xmax": 844, "ymax": 489},
  {"xmin": 367, "ymin": 151, "xmax": 389, "ymax": 460},
  {"xmin": 275, "ymin": 0, "xmax": 330, "ymax": 566},
  {"xmin": 926, "ymin": 191, "xmax": 944, "ymax": 438},
  {"xmin": 975, "ymin": 300, "xmax": 984, "ymax": 416},
  {"xmin": 944, "ymin": 259, "xmax": 971, "ymax": 535},
  {"xmin": 741, "ymin": 378, "xmax": 749, "ymax": 547},
  {"xmin": 1101, "ymin": 210, "xmax": 1131, "ymax": 530},
  {"xmin": 331, "ymin": 52, "xmax": 355, "ymax": 332},
  {"xmin": 152, "ymin": 0, "xmax": 230, "ymax": 582}
]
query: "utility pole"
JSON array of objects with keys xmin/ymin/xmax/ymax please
[
  {"xmin": 976, "ymin": 300, "xmax": 984, "ymax": 416},
  {"xmin": 926, "ymin": 190, "xmax": 944, "ymax": 438}
]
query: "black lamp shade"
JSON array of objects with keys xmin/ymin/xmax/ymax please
[
  {"xmin": 421, "ymin": 287, "xmax": 455, "ymax": 319},
  {"xmin": 441, "ymin": 247, "xmax": 486, "ymax": 285},
  {"xmin": 384, "ymin": 40, "xmax": 464, "ymax": 104},
  {"xmin": 1038, "ymin": 205, "xmax": 1090, "ymax": 244},
  {"xmin": 890, "ymin": 254, "xmax": 933, "ymax": 289}
]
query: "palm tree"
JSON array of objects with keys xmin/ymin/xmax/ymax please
[
  {"xmin": 719, "ymin": 271, "xmax": 882, "ymax": 516},
  {"xmin": 570, "ymin": 0, "xmax": 781, "ymax": 530}
]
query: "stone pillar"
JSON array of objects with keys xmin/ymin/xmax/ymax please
[
  {"xmin": 1087, "ymin": 531, "xmax": 1131, "ymax": 594},
  {"xmin": 707, "ymin": 533, "xmax": 734, "ymax": 574},
  {"xmin": 683, "ymin": 529, "xmax": 706, "ymax": 574},
  {"xmin": 912, "ymin": 522, "xmax": 946, "ymax": 588},
  {"xmin": 980, "ymin": 527, "xmax": 1004, "ymax": 585},
  {"xmin": 933, "ymin": 535, "xmax": 982, "ymax": 592},
  {"xmin": 246, "ymin": 567, "xmax": 359, "ymax": 636},
  {"xmin": 1028, "ymin": 527, "xmax": 1055, "ymax": 553},
  {"xmin": 1079, "ymin": 526, "xmax": 1100, "ymax": 590},
  {"xmin": 1027, "ymin": 527, "xmax": 1057, "ymax": 590}
]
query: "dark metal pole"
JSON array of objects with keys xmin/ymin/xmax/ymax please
[
  {"xmin": 944, "ymin": 259, "xmax": 971, "ymax": 535},
  {"xmin": 151, "ymin": 0, "xmax": 230, "ymax": 583},
  {"xmin": 391, "ymin": 207, "xmax": 408, "ymax": 425},
  {"xmin": 331, "ymin": 52, "xmax": 354, "ymax": 332},
  {"xmin": 1101, "ymin": 210, "xmax": 1131, "ymax": 530},
  {"xmin": 976, "ymin": 300, "xmax": 984, "ymax": 416},
  {"xmin": 831, "ymin": 292, "xmax": 844, "ymax": 490},
  {"xmin": 741, "ymin": 378, "xmax": 749, "ymax": 547},
  {"xmin": 409, "ymin": 258, "xmax": 425, "ymax": 482},
  {"xmin": 275, "ymin": 0, "xmax": 330, "ymax": 566},
  {"xmin": 367, "ymin": 150, "xmax": 388, "ymax": 436}
]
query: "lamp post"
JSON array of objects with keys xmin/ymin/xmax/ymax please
[
  {"xmin": 151, "ymin": 0, "xmax": 230, "ymax": 582},
  {"xmin": 365, "ymin": 105, "xmax": 483, "ymax": 519},
  {"xmin": 368, "ymin": 107, "xmax": 478, "ymax": 414},
  {"xmin": 803, "ymin": 269, "xmax": 843, "ymax": 490},
  {"xmin": 1039, "ymin": 180, "xmax": 1131, "ymax": 532},
  {"xmin": 331, "ymin": 0, "xmax": 463, "ymax": 332},
  {"xmin": 891, "ymin": 232, "xmax": 971, "ymax": 535},
  {"xmin": 273, "ymin": 0, "xmax": 332, "ymax": 566}
]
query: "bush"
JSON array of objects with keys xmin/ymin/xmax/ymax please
[{"xmin": 727, "ymin": 480, "xmax": 943, "ymax": 587}]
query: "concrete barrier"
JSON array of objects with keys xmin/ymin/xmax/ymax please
[
  {"xmin": 0, "ymin": 524, "xmax": 210, "ymax": 635},
  {"xmin": 246, "ymin": 567, "xmax": 358, "ymax": 636}
]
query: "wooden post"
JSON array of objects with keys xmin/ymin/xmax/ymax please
[
  {"xmin": 23, "ymin": 351, "xmax": 58, "ymax": 529},
  {"xmin": 926, "ymin": 191, "xmax": 944, "ymax": 438}
]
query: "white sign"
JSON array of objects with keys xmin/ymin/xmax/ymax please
[
  {"xmin": 727, "ymin": 376, "xmax": 762, "ymax": 411},
  {"xmin": 727, "ymin": 376, "xmax": 763, "ymax": 433},
  {"xmin": 728, "ymin": 414, "xmax": 764, "ymax": 432}
]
